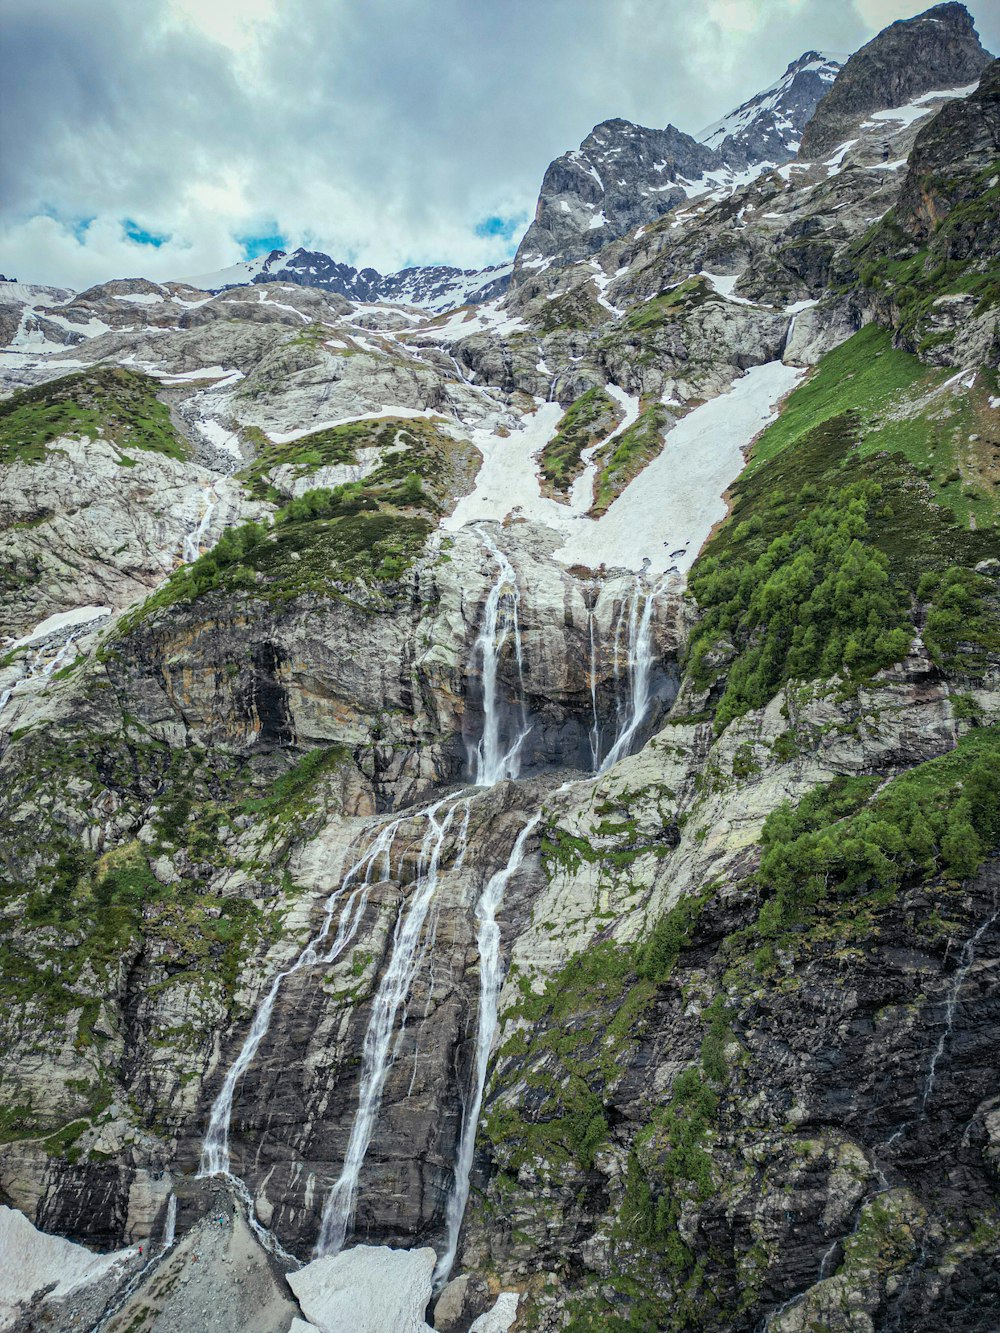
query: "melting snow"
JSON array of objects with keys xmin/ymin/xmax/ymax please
[
  {"xmin": 430, "ymin": 302, "xmax": 527, "ymax": 341},
  {"xmin": 10, "ymin": 606, "xmax": 112, "ymax": 648},
  {"xmin": 267, "ymin": 407, "xmax": 443, "ymax": 444},
  {"xmin": 440, "ymin": 401, "xmax": 567, "ymax": 533},
  {"xmin": 287, "ymin": 1244, "xmax": 436, "ymax": 1333},
  {"xmin": 195, "ymin": 419, "xmax": 243, "ymax": 459},
  {"xmin": 0, "ymin": 1206, "xmax": 136, "ymax": 1327},
  {"xmin": 700, "ymin": 271, "xmax": 756, "ymax": 306},
  {"xmin": 554, "ymin": 361, "xmax": 804, "ymax": 577},
  {"xmin": 115, "ymin": 292, "xmax": 166, "ymax": 306},
  {"xmin": 862, "ymin": 82, "xmax": 980, "ymax": 129},
  {"xmin": 148, "ymin": 365, "xmax": 241, "ymax": 383},
  {"xmin": 441, "ymin": 363, "xmax": 803, "ymax": 582}
]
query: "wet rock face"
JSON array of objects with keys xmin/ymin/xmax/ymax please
[
  {"xmin": 798, "ymin": 2, "xmax": 993, "ymax": 159},
  {"xmin": 106, "ymin": 527, "xmax": 685, "ymax": 806},
  {"xmin": 187, "ymin": 787, "xmax": 549, "ymax": 1259}
]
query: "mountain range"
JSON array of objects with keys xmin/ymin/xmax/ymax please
[{"xmin": 0, "ymin": 5, "xmax": 998, "ymax": 1333}]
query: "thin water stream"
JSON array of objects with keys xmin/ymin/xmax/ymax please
[
  {"xmin": 199, "ymin": 815, "xmax": 408, "ymax": 1176},
  {"xmin": 434, "ymin": 811, "xmax": 542, "ymax": 1286},
  {"xmin": 316, "ymin": 798, "xmax": 471, "ymax": 1255},
  {"xmin": 471, "ymin": 534, "xmax": 532, "ymax": 785}
]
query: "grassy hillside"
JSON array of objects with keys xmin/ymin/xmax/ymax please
[{"xmin": 0, "ymin": 367, "xmax": 189, "ymax": 466}]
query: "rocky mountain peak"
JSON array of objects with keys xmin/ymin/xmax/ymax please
[
  {"xmin": 512, "ymin": 50, "xmax": 842, "ymax": 282},
  {"xmin": 699, "ymin": 49, "xmax": 843, "ymax": 168},
  {"xmin": 512, "ymin": 119, "xmax": 719, "ymax": 278},
  {"xmin": 798, "ymin": 1, "xmax": 993, "ymax": 158}
]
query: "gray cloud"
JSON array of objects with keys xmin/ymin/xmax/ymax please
[{"xmin": 1, "ymin": 0, "xmax": 997, "ymax": 288}]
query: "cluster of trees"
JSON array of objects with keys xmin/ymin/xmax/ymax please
[
  {"xmin": 689, "ymin": 481, "xmax": 913, "ymax": 731},
  {"xmin": 755, "ymin": 729, "xmax": 1000, "ymax": 935},
  {"xmin": 920, "ymin": 564, "xmax": 998, "ymax": 670}
]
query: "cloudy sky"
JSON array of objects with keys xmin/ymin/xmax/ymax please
[{"xmin": 2, "ymin": 0, "xmax": 997, "ymax": 289}]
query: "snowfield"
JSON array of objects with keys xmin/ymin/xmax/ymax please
[
  {"xmin": 0, "ymin": 1205, "xmax": 136, "ymax": 1328},
  {"xmin": 443, "ymin": 362, "xmax": 803, "ymax": 579},
  {"xmin": 555, "ymin": 361, "xmax": 803, "ymax": 575}
]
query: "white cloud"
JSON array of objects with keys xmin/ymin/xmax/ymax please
[
  {"xmin": 163, "ymin": 0, "xmax": 281, "ymax": 52},
  {"xmin": 2, "ymin": 0, "xmax": 996, "ymax": 289}
]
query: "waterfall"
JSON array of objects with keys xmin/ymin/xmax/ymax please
[
  {"xmin": 599, "ymin": 576, "xmax": 661, "ymax": 773},
  {"xmin": 472, "ymin": 536, "xmax": 531, "ymax": 786},
  {"xmin": 920, "ymin": 908, "xmax": 999, "ymax": 1113},
  {"xmin": 0, "ymin": 632, "xmax": 81, "ymax": 727},
  {"xmin": 434, "ymin": 812, "xmax": 541, "ymax": 1288},
  {"xmin": 199, "ymin": 815, "xmax": 406, "ymax": 1177},
  {"xmin": 316, "ymin": 798, "xmax": 470, "ymax": 1256},
  {"xmin": 162, "ymin": 1193, "xmax": 177, "ymax": 1248},
  {"xmin": 182, "ymin": 486, "xmax": 218, "ymax": 564},
  {"xmin": 587, "ymin": 598, "xmax": 601, "ymax": 770}
]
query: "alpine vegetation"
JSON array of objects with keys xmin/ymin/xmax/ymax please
[{"xmin": 0, "ymin": 4, "xmax": 998, "ymax": 1332}]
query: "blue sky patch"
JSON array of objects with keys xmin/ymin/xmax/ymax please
[
  {"xmin": 123, "ymin": 219, "xmax": 170, "ymax": 247},
  {"xmin": 239, "ymin": 231, "xmax": 287, "ymax": 259},
  {"xmin": 475, "ymin": 214, "xmax": 525, "ymax": 242}
]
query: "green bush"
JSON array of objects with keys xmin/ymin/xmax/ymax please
[
  {"xmin": 755, "ymin": 728, "xmax": 1000, "ymax": 935},
  {"xmin": 688, "ymin": 481, "xmax": 912, "ymax": 731}
]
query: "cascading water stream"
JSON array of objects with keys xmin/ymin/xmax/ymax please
[
  {"xmin": 920, "ymin": 908, "xmax": 999, "ymax": 1113},
  {"xmin": 161, "ymin": 1193, "xmax": 177, "ymax": 1249},
  {"xmin": 199, "ymin": 815, "xmax": 406, "ymax": 1177},
  {"xmin": 0, "ymin": 631, "xmax": 83, "ymax": 727},
  {"xmin": 194, "ymin": 530, "xmax": 668, "ymax": 1272},
  {"xmin": 598, "ymin": 576, "xmax": 662, "ymax": 773},
  {"xmin": 587, "ymin": 599, "xmax": 601, "ymax": 770},
  {"xmin": 182, "ymin": 485, "xmax": 219, "ymax": 564},
  {"xmin": 316, "ymin": 798, "xmax": 470, "ymax": 1255},
  {"xmin": 472, "ymin": 536, "xmax": 532, "ymax": 786},
  {"xmin": 434, "ymin": 811, "xmax": 542, "ymax": 1288}
]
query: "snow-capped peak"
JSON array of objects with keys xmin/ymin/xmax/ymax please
[
  {"xmin": 699, "ymin": 51, "xmax": 843, "ymax": 165},
  {"xmin": 182, "ymin": 247, "xmax": 512, "ymax": 313}
]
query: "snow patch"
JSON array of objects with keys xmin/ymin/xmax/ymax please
[
  {"xmin": 11, "ymin": 606, "xmax": 112, "ymax": 648},
  {"xmin": 115, "ymin": 292, "xmax": 166, "ymax": 306},
  {"xmin": 554, "ymin": 361, "xmax": 804, "ymax": 577},
  {"xmin": 470, "ymin": 1293, "xmax": 521, "ymax": 1332},
  {"xmin": 286, "ymin": 1244, "xmax": 436, "ymax": 1333},
  {"xmin": 267, "ymin": 407, "xmax": 442, "ymax": 445},
  {"xmin": 148, "ymin": 365, "xmax": 241, "ymax": 383},
  {"xmin": 195, "ymin": 419, "xmax": 243, "ymax": 459},
  {"xmin": 0, "ymin": 1205, "xmax": 135, "ymax": 1328},
  {"xmin": 430, "ymin": 301, "xmax": 527, "ymax": 341},
  {"xmin": 861, "ymin": 83, "xmax": 980, "ymax": 129},
  {"xmin": 440, "ymin": 402, "xmax": 568, "ymax": 533},
  {"xmin": 700, "ymin": 271, "xmax": 756, "ymax": 306}
]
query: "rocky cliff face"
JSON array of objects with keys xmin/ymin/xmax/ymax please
[
  {"xmin": 1, "ymin": 6, "xmax": 999, "ymax": 1332},
  {"xmin": 699, "ymin": 50, "xmax": 842, "ymax": 167},
  {"xmin": 798, "ymin": 1, "xmax": 993, "ymax": 159}
]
